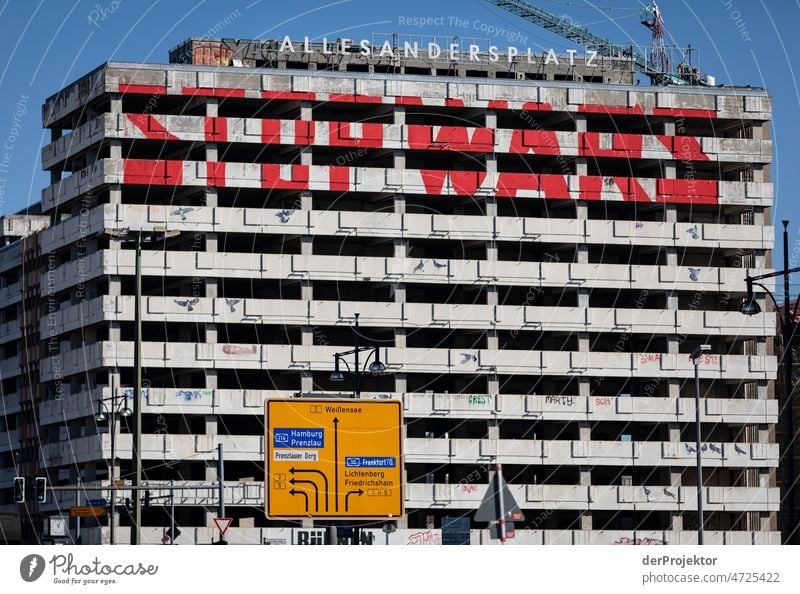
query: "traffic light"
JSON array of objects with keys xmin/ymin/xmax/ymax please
[
  {"xmin": 143, "ymin": 490, "xmax": 150, "ymax": 509},
  {"xmin": 13, "ymin": 477, "xmax": 24, "ymax": 503},
  {"xmin": 35, "ymin": 477, "xmax": 47, "ymax": 503}
]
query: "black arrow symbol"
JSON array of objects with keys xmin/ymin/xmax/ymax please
[
  {"xmin": 290, "ymin": 479, "xmax": 319, "ymax": 512},
  {"xmin": 345, "ymin": 489, "xmax": 364, "ymax": 512},
  {"xmin": 291, "ymin": 468, "xmax": 329, "ymax": 512},
  {"xmin": 334, "ymin": 417, "xmax": 340, "ymax": 512},
  {"xmin": 289, "ymin": 489, "xmax": 309, "ymax": 512}
]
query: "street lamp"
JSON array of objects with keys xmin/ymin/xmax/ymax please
[
  {"xmin": 108, "ymin": 226, "xmax": 178, "ymax": 545},
  {"xmin": 330, "ymin": 313, "xmax": 386, "ymax": 397},
  {"xmin": 94, "ymin": 394, "xmax": 132, "ymax": 545},
  {"xmin": 690, "ymin": 343, "xmax": 711, "ymax": 545},
  {"xmin": 742, "ymin": 220, "xmax": 800, "ymax": 545}
]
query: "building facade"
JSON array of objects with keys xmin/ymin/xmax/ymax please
[{"xmin": 0, "ymin": 37, "xmax": 780, "ymax": 544}]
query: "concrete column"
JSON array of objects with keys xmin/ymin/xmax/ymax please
[
  {"xmin": 299, "ymin": 190, "xmax": 314, "ymax": 393},
  {"xmin": 664, "ymin": 203, "xmax": 680, "ymax": 400},
  {"xmin": 486, "ymin": 194, "xmax": 499, "ymax": 357},
  {"xmin": 110, "ymin": 94, "xmax": 122, "ymax": 115},
  {"xmin": 668, "ymin": 378, "xmax": 680, "ymax": 400},
  {"xmin": 108, "ymin": 185, "xmax": 121, "ymax": 205},
  {"xmin": 393, "ymin": 149, "xmax": 405, "ymax": 170},
  {"xmin": 666, "ymin": 423, "xmax": 683, "ymax": 530},
  {"xmin": 578, "ymin": 422, "xmax": 591, "ymax": 442},
  {"xmin": 575, "ymin": 114, "xmax": 588, "ymax": 176},
  {"xmin": 575, "ymin": 201, "xmax": 590, "ymax": 364},
  {"xmin": 487, "ymin": 419, "xmax": 500, "ymax": 440},
  {"xmin": 204, "ymin": 415, "xmax": 219, "ymax": 505},
  {"xmin": 394, "ymin": 193, "xmax": 408, "ymax": 398},
  {"xmin": 485, "ymin": 109, "xmax": 497, "ymax": 129},
  {"xmin": 203, "ymin": 184, "xmax": 219, "ymax": 404},
  {"xmin": 752, "ymin": 121, "xmax": 766, "ymax": 141},
  {"xmin": 579, "ymin": 464, "xmax": 592, "ymax": 530},
  {"xmin": 486, "ymin": 110, "xmax": 497, "ymax": 180},
  {"xmin": 575, "ymin": 420, "xmax": 591, "ymax": 531},
  {"xmin": 394, "ymin": 105, "xmax": 406, "ymax": 126},
  {"xmin": 578, "ymin": 378, "xmax": 590, "ymax": 398},
  {"xmin": 109, "ymin": 140, "xmax": 122, "ymax": 160}
]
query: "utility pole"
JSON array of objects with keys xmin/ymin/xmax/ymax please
[
  {"xmin": 217, "ymin": 444, "xmax": 226, "ymax": 545},
  {"xmin": 76, "ymin": 478, "xmax": 81, "ymax": 545},
  {"xmin": 690, "ymin": 344, "xmax": 710, "ymax": 545},
  {"xmin": 782, "ymin": 221, "xmax": 797, "ymax": 545},
  {"xmin": 170, "ymin": 482, "xmax": 176, "ymax": 546},
  {"xmin": 95, "ymin": 393, "xmax": 131, "ymax": 544},
  {"xmin": 495, "ymin": 462, "xmax": 507, "ymax": 544},
  {"xmin": 132, "ymin": 234, "xmax": 143, "ymax": 545}
]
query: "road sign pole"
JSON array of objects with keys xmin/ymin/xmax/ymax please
[
  {"xmin": 170, "ymin": 482, "xmax": 175, "ymax": 545},
  {"xmin": 109, "ymin": 409, "xmax": 116, "ymax": 546},
  {"xmin": 495, "ymin": 462, "xmax": 506, "ymax": 544},
  {"xmin": 353, "ymin": 313, "xmax": 360, "ymax": 398},
  {"xmin": 76, "ymin": 478, "xmax": 80, "ymax": 545},
  {"xmin": 217, "ymin": 444, "xmax": 225, "ymax": 544}
]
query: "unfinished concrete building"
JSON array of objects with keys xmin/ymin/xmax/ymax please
[{"xmin": 0, "ymin": 37, "xmax": 779, "ymax": 544}]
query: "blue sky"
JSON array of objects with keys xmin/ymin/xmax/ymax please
[{"xmin": 1, "ymin": 0, "xmax": 798, "ymax": 263}]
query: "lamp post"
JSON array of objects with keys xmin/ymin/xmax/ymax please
[
  {"xmin": 690, "ymin": 343, "xmax": 711, "ymax": 545},
  {"xmin": 94, "ymin": 393, "xmax": 133, "ymax": 545},
  {"xmin": 132, "ymin": 233, "xmax": 143, "ymax": 545},
  {"xmin": 330, "ymin": 313, "xmax": 386, "ymax": 397},
  {"xmin": 742, "ymin": 220, "xmax": 800, "ymax": 545},
  {"xmin": 109, "ymin": 226, "xmax": 178, "ymax": 545}
]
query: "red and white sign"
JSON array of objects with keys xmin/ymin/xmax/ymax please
[{"xmin": 213, "ymin": 517, "xmax": 233, "ymax": 537}]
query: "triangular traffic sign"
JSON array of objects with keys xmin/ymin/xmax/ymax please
[
  {"xmin": 475, "ymin": 469, "xmax": 525, "ymax": 524},
  {"xmin": 213, "ymin": 517, "xmax": 233, "ymax": 537}
]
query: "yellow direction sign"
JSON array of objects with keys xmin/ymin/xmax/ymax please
[{"xmin": 265, "ymin": 399, "xmax": 403, "ymax": 519}]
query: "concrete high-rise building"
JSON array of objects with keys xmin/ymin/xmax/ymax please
[{"xmin": 0, "ymin": 36, "xmax": 779, "ymax": 545}]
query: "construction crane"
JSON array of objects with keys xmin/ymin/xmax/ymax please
[{"xmin": 485, "ymin": 0, "xmax": 714, "ymax": 86}]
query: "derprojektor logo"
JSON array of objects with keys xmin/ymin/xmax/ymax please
[{"xmin": 20, "ymin": 554, "xmax": 46, "ymax": 582}]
